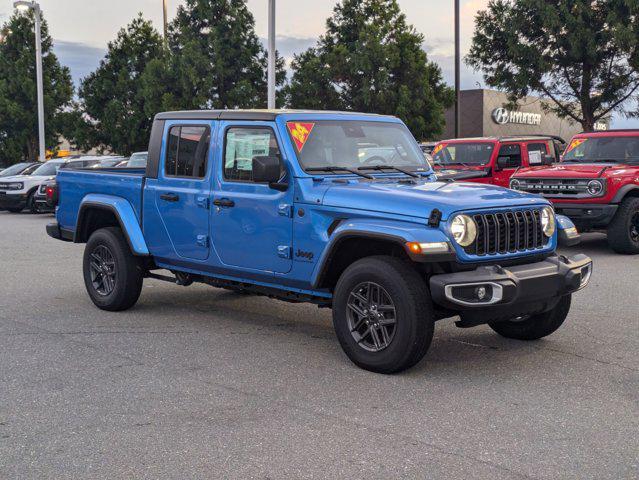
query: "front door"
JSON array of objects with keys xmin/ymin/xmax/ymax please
[
  {"xmin": 211, "ymin": 122, "xmax": 293, "ymax": 274},
  {"xmin": 155, "ymin": 121, "xmax": 213, "ymax": 261},
  {"xmin": 493, "ymin": 142, "xmax": 522, "ymax": 188}
]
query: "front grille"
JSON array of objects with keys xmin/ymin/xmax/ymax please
[
  {"xmin": 0, "ymin": 183, "xmax": 9, "ymax": 190},
  {"xmin": 515, "ymin": 178, "xmax": 593, "ymax": 197},
  {"xmin": 464, "ymin": 209, "xmax": 546, "ymax": 256}
]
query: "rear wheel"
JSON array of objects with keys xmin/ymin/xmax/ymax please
[
  {"xmin": 332, "ymin": 256, "xmax": 434, "ymax": 374},
  {"xmin": 7, "ymin": 207, "xmax": 23, "ymax": 213},
  {"xmin": 607, "ymin": 197, "xmax": 639, "ymax": 254},
  {"xmin": 488, "ymin": 295, "xmax": 571, "ymax": 340},
  {"xmin": 83, "ymin": 227, "xmax": 144, "ymax": 311}
]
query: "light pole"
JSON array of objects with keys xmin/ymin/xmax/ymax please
[
  {"xmin": 14, "ymin": 0, "xmax": 45, "ymax": 162},
  {"xmin": 454, "ymin": 0, "xmax": 460, "ymax": 138},
  {"xmin": 162, "ymin": 0, "xmax": 168, "ymax": 40},
  {"xmin": 267, "ymin": 0, "xmax": 276, "ymax": 109}
]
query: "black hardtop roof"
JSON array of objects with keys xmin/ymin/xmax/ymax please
[
  {"xmin": 443, "ymin": 134, "xmax": 566, "ymax": 143},
  {"xmin": 154, "ymin": 109, "xmax": 389, "ymax": 121}
]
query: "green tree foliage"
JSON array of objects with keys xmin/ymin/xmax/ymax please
[
  {"xmin": 284, "ymin": 0, "xmax": 454, "ymax": 140},
  {"xmin": 75, "ymin": 14, "xmax": 164, "ymax": 155},
  {"xmin": 0, "ymin": 11, "xmax": 73, "ymax": 165},
  {"xmin": 467, "ymin": 0, "xmax": 639, "ymax": 131},
  {"xmin": 142, "ymin": 0, "xmax": 286, "ymax": 113}
]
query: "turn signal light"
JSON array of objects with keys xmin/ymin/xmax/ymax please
[{"xmin": 405, "ymin": 241, "xmax": 450, "ymax": 255}]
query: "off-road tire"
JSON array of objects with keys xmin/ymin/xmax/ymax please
[
  {"xmin": 332, "ymin": 256, "xmax": 434, "ymax": 374},
  {"xmin": 26, "ymin": 191, "xmax": 38, "ymax": 214},
  {"xmin": 83, "ymin": 227, "xmax": 144, "ymax": 311},
  {"xmin": 607, "ymin": 197, "xmax": 639, "ymax": 254},
  {"xmin": 489, "ymin": 295, "xmax": 571, "ymax": 340}
]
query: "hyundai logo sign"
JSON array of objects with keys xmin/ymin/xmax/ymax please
[{"xmin": 492, "ymin": 107, "xmax": 542, "ymax": 126}]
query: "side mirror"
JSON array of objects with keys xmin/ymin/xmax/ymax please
[{"xmin": 252, "ymin": 155, "xmax": 287, "ymax": 191}]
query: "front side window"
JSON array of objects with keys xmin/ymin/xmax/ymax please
[
  {"xmin": 31, "ymin": 161, "xmax": 62, "ymax": 176},
  {"xmin": 224, "ymin": 127, "xmax": 281, "ymax": 182},
  {"xmin": 433, "ymin": 142, "xmax": 494, "ymax": 166},
  {"xmin": 562, "ymin": 136, "xmax": 639, "ymax": 164},
  {"xmin": 165, "ymin": 125, "xmax": 210, "ymax": 178},
  {"xmin": 497, "ymin": 144, "xmax": 522, "ymax": 167},
  {"xmin": 290, "ymin": 121, "xmax": 429, "ymax": 172}
]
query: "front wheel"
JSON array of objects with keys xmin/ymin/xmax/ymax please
[
  {"xmin": 83, "ymin": 227, "xmax": 144, "ymax": 311},
  {"xmin": 607, "ymin": 197, "xmax": 639, "ymax": 254},
  {"xmin": 332, "ymin": 256, "xmax": 434, "ymax": 374},
  {"xmin": 488, "ymin": 295, "xmax": 571, "ymax": 340}
]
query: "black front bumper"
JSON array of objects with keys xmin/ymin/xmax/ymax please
[
  {"xmin": 554, "ymin": 203, "xmax": 617, "ymax": 229},
  {"xmin": 429, "ymin": 254, "xmax": 592, "ymax": 325},
  {"xmin": 0, "ymin": 192, "xmax": 27, "ymax": 209}
]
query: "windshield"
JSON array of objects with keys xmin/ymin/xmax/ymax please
[
  {"xmin": 290, "ymin": 121, "xmax": 430, "ymax": 173},
  {"xmin": 0, "ymin": 162, "xmax": 30, "ymax": 177},
  {"xmin": 432, "ymin": 142, "xmax": 495, "ymax": 166},
  {"xmin": 563, "ymin": 136, "xmax": 639, "ymax": 163},
  {"xmin": 31, "ymin": 161, "xmax": 62, "ymax": 176}
]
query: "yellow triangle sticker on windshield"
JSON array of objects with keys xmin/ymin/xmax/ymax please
[
  {"xmin": 566, "ymin": 138, "xmax": 587, "ymax": 153},
  {"xmin": 287, "ymin": 122, "xmax": 315, "ymax": 152},
  {"xmin": 432, "ymin": 143, "xmax": 445, "ymax": 155}
]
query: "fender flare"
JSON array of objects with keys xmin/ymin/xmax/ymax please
[
  {"xmin": 311, "ymin": 219, "xmax": 453, "ymax": 289},
  {"xmin": 611, "ymin": 184, "xmax": 639, "ymax": 203},
  {"xmin": 76, "ymin": 194, "xmax": 149, "ymax": 255}
]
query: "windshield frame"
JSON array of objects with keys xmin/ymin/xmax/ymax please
[{"xmin": 285, "ymin": 119, "xmax": 433, "ymax": 176}]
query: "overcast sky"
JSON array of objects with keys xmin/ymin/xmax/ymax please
[{"xmin": 0, "ymin": 0, "xmax": 635, "ymax": 126}]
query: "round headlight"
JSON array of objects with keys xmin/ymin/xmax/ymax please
[
  {"xmin": 451, "ymin": 214, "xmax": 477, "ymax": 247},
  {"xmin": 510, "ymin": 179, "xmax": 520, "ymax": 190},
  {"xmin": 587, "ymin": 179, "xmax": 604, "ymax": 196},
  {"xmin": 541, "ymin": 206, "xmax": 556, "ymax": 237}
]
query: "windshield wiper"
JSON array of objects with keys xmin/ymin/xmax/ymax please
[
  {"xmin": 306, "ymin": 166, "xmax": 375, "ymax": 179},
  {"xmin": 358, "ymin": 165, "xmax": 420, "ymax": 178}
]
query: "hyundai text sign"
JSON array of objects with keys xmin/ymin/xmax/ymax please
[{"xmin": 492, "ymin": 107, "xmax": 542, "ymax": 126}]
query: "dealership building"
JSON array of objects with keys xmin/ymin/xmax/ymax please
[{"xmin": 440, "ymin": 89, "xmax": 608, "ymax": 141}]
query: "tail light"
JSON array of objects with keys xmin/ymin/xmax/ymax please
[{"xmin": 46, "ymin": 184, "xmax": 58, "ymax": 206}]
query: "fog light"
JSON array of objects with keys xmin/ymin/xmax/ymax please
[{"xmin": 475, "ymin": 286, "xmax": 487, "ymax": 300}]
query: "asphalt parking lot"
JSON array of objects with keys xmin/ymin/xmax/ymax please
[{"xmin": 0, "ymin": 211, "xmax": 637, "ymax": 479}]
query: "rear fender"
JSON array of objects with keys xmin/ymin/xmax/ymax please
[
  {"xmin": 311, "ymin": 218, "xmax": 451, "ymax": 288},
  {"xmin": 76, "ymin": 194, "xmax": 149, "ymax": 255}
]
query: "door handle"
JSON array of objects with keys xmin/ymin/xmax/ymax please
[
  {"xmin": 213, "ymin": 198, "xmax": 235, "ymax": 208},
  {"xmin": 160, "ymin": 193, "xmax": 180, "ymax": 202}
]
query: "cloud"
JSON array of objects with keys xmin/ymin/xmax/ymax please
[{"xmin": 53, "ymin": 40, "xmax": 106, "ymax": 86}]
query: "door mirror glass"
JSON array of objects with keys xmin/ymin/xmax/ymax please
[
  {"xmin": 252, "ymin": 155, "xmax": 283, "ymax": 187},
  {"xmin": 496, "ymin": 156, "xmax": 518, "ymax": 170}
]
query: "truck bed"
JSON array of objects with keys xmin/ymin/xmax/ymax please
[{"xmin": 56, "ymin": 168, "xmax": 145, "ymax": 234}]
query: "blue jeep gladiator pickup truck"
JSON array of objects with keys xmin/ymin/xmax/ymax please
[{"xmin": 47, "ymin": 110, "xmax": 592, "ymax": 373}]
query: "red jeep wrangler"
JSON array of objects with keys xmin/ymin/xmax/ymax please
[
  {"xmin": 511, "ymin": 130, "xmax": 639, "ymax": 254},
  {"xmin": 431, "ymin": 136, "xmax": 565, "ymax": 188}
]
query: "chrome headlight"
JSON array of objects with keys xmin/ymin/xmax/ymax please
[
  {"xmin": 451, "ymin": 214, "xmax": 477, "ymax": 247},
  {"xmin": 509, "ymin": 178, "xmax": 520, "ymax": 190},
  {"xmin": 541, "ymin": 206, "xmax": 556, "ymax": 237},
  {"xmin": 7, "ymin": 182, "xmax": 23, "ymax": 190},
  {"xmin": 587, "ymin": 179, "xmax": 604, "ymax": 196}
]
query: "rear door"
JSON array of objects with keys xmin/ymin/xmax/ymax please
[
  {"xmin": 211, "ymin": 121, "xmax": 293, "ymax": 274},
  {"xmin": 154, "ymin": 121, "xmax": 213, "ymax": 261},
  {"xmin": 525, "ymin": 141, "xmax": 552, "ymax": 167}
]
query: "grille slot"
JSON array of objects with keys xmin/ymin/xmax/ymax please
[{"xmin": 465, "ymin": 209, "xmax": 547, "ymax": 256}]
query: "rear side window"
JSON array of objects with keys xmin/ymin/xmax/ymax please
[
  {"xmin": 526, "ymin": 142, "xmax": 548, "ymax": 165},
  {"xmin": 165, "ymin": 125, "xmax": 210, "ymax": 178},
  {"xmin": 224, "ymin": 127, "xmax": 281, "ymax": 182},
  {"xmin": 497, "ymin": 144, "xmax": 522, "ymax": 167}
]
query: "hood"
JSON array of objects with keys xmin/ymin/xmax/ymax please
[
  {"xmin": 514, "ymin": 163, "xmax": 627, "ymax": 179},
  {"xmin": 321, "ymin": 179, "xmax": 547, "ymax": 220},
  {"xmin": 1, "ymin": 174, "xmax": 53, "ymax": 182}
]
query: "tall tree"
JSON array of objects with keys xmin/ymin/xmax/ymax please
[
  {"xmin": 0, "ymin": 11, "xmax": 73, "ymax": 165},
  {"xmin": 142, "ymin": 0, "xmax": 286, "ymax": 112},
  {"xmin": 285, "ymin": 0, "xmax": 453, "ymax": 140},
  {"xmin": 76, "ymin": 14, "xmax": 163, "ymax": 155},
  {"xmin": 467, "ymin": 0, "xmax": 639, "ymax": 131}
]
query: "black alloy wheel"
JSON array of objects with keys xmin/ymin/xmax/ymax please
[
  {"xmin": 89, "ymin": 245, "xmax": 117, "ymax": 296},
  {"xmin": 630, "ymin": 211, "xmax": 639, "ymax": 243},
  {"xmin": 346, "ymin": 281, "xmax": 397, "ymax": 352}
]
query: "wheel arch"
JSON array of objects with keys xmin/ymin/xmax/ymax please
[
  {"xmin": 612, "ymin": 184, "xmax": 639, "ymax": 203},
  {"xmin": 75, "ymin": 197, "xmax": 149, "ymax": 256}
]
